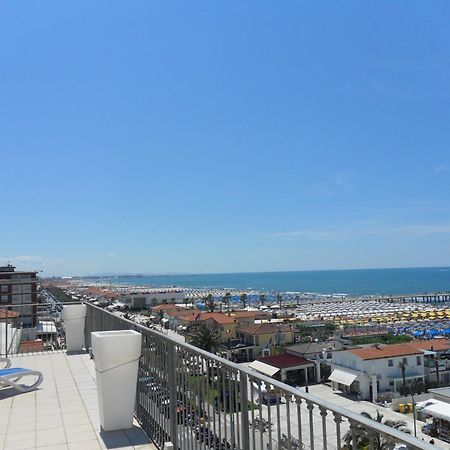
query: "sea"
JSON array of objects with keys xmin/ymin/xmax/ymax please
[{"xmin": 92, "ymin": 267, "xmax": 450, "ymax": 296}]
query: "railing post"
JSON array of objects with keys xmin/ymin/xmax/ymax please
[
  {"xmin": 333, "ymin": 412, "xmax": 342, "ymax": 450},
  {"xmin": 167, "ymin": 341, "xmax": 178, "ymax": 449},
  {"xmin": 307, "ymin": 400, "xmax": 315, "ymax": 450},
  {"xmin": 239, "ymin": 371, "xmax": 250, "ymax": 450},
  {"xmin": 349, "ymin": 420, "xmax": 358, "ymax": 450},
  {"xmin": 319, "ymin": 406, "xmax": 328, "ymax": 450}
]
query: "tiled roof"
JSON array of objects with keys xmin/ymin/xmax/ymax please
[
  {"xmin": 0, "ymin": 309, "xmax": 20, "ymax": 319},
  {"xmin": 199, "ymin": 313, "xmax": 236, "ymax": 325},
  {"xmin": 237, "ymin": 323, "xmax": 292, "ymax": 335},
  {"xmin": 351, "ymin": 344, "xmax": 422, "ymax": 360},
  {"xmin": 152, "ymin": 304, "xmax": 180, "ymax": 311},
  {"xmin": 407, "ymin": 339, "xmax": 450, "ymax": 352},
  {"xmin": 258, "ymin": 353, "xmax": 312, "ymax": 368},
  {"xmin": 181, "ymin": 312, "xmax": 236, "ymax": 325},
  {"xmin": 229, "ymin": 311, "xmax": 269, "ymax": 319},
  {"xmin": 351, "ymin": 339, "xmax": 450, "ymax": 360}
]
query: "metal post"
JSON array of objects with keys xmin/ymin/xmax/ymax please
[
  {"xmin": 412, "ymin": 392, "xmax": 417, "ymax": 438},
  {"xmin": 239, "ymin": 371, "xmax": 250, "ymax": 450},
  {"xmin": 167, "ymin": 342, "xmax": 178, "ymax": 449}
]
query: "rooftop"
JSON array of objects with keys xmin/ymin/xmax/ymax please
[
  {"xmin": 257, "ymin": 353, "xmax": 312, "ymax": 368},
  {"xmin": 0, "ymin": 352, "xmax": 155, "ymax": 450},
  {"xmin": 181, "ymin": 312, "xmax": 236, "ymax": 325},
  {"xmin": 350, "ymin": 339, "xmax": 450, "ymax": 360},
  {"xmin": 350, "ymin": 343, "xmax": 422, "ymax": 360}
]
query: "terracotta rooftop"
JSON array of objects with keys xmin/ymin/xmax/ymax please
[
  {"xmin": 407, "ymin": 339, "xmax": 450, "ymax": 352},
  {"xmin": 237, "ymin": 323, "xmax": 292, "ymax": 335},
  {"xmin": 198, "ymin": 312, "xmax": 236, "ymax": 325},
  {"xmin": 180, "ymin": 312, "xmax": 236, "ymax": 325},
  {"xmin": 166, "ymin": 309, "xmax": 200, "ymax": 318},
  {"xmin": 0, "ymin": 310, "xmax": 21, "ymax": 319},
  {"xmin": 229, "ymin": 311, "xmax": 269, "ymax": 319},
  {"xmin": 351, "ymin": 343, "xmax": 422, "ymax": 360},
  {"xmin": 152, "ymin": 304, "xmax": 180, "ymax": 311},
  {"xmin": 350, "ymin": 339, "xmax": 450, "ymax": 360},
  {"xmin": 258, "ymin": 353, "xmax": 312, "ymax": 368}
]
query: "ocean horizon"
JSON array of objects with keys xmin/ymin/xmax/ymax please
[{"xmin": 86, "ymin": 266, "xmax": 450, "ymax": 296}]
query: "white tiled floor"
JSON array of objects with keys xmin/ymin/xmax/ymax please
[{"xmin": 0, "ymin": 351, "xmax": 157, "ymax": 450}]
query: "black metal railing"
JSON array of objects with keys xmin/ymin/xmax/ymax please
[{"xmin": 84, "ymin": 303, "xmax": 434, "ymax": 450}]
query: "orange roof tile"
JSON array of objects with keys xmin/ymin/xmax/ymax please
[
  {"xmin": 229, "ymin": 311, "xmax": 269, "ymax": 319},
  {"xmin": 407, "ymin": 339, "xmax": 450, "ymax": 352},
  {"xmin": 351, "ymin": 344, "xmax": 422, "ymax": 360},
  {"xmin": 152, "ymin": 304, "xmax": 180, "ymax": 311}
]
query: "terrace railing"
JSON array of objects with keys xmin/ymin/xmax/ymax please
[{"xmin": 84, "ymin": 303, "xmax": 434, "ymax": 450}]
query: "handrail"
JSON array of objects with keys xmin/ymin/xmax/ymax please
[{"xmin": 84, "ymin": 302, "xmax": 435, "ymax": 450}]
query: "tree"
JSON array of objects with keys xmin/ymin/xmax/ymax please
[
  {"xmin": 398, "ymin": 360, "xmax": 408, "ymax": 393},
  {"xmin": 188, "ymin": 324, "xmax": 224, "ymax": 353},
  {"xmin": 259, "ymin": 293, "xmax": 266, "ymax": 306},
  {"xmin": 223, "ymin": 292, "xmax": 231, "ymax": 309},
  {"xmin": 240, "ymin": 293, "xmax": 248, "ymax": 309},
  {"xmin": 343, "ymin": 410, "xmax": 410, "ymax": 450},
  {"xmin": 277, "ymin": 293, "xmax": 283, "ymax": 309},
  {"xmin": 204, "ymin": 294, "xmax": 215, "ymax": 312}
]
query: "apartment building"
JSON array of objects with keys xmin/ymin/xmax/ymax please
[{"xmin": 0, "ymin": 264, "xmax": 39, "ymax": 326}]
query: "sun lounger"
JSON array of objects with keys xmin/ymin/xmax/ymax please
[
  {"xmin": 0, "ymin": 366, "xmax": 43, "ymax": 392},
  {"xmin": 0, "ymin": 357, "xmax": 11, "ymax": 369}
]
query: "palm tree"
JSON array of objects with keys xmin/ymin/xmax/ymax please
[
  {"xmin": 204, "ymin": 294, "xmax": 215, "ymax": 312},
  {"xmin": 223, "ymin": 292, "xmax": 231, "ymax": 309},
  {"xmin": 277, "ymin": 293, "xmax": 283, "ymax": 309},
  {"xmin": 398, "ymin": 360, "xmax": 408, "ymax": 393},
  {"xmin": 259, "ymin": 293, "xmax": 266, "ymax": 307},
  {"xmin": 188, "ymin": 324, "xmax": 224, "ymax": 353},
  {"xmin": 343, "ymin": 410, "xmax": 410, "ymax": 449},
  {"xmin": 240, "ymin": 293, "xmax": 248, "ymax": 309}
]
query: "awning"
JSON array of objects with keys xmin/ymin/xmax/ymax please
[
  {"xmin": 248, "ymin": 360, "xmax": 280, "ymax": 377},
  {"xmin": 328, "ymin": 369, "xmax": 358, "ymax": 386},
  {"xmin": 417, "ymin": 400, "xmax": 450, "ymax": 422}
]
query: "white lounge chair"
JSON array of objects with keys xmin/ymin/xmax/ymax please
[
  {"xmin": 0, "ymin": 364, "xmax": 43, "ymax": 392},
  {"xmin": 0, "ymin": 357, "xmax": 11, "ymax": 369}
]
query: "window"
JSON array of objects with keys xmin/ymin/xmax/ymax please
[
  {"xmin": 388, "ymin": 359, "xmax": 393, "ymax": 367},
  {"xmin": 389, "ymin": 380, "xmax": 394, "ymax": 387},
  {"xmin": 416, "ymin": 356, "xmax": 422, "ymax": 365},
  {"xmin": 0, "ymin": 295, "xmax": 8, "ymax": 303},
  {"xmin": 1, "ymin": 285, "xmax": 8, "ymax": 292},
  {"xmin": 402, "ymin": 357, "xmax": 408, "ymax": 365}
]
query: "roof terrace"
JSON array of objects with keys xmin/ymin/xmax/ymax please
[{"xmin": 0, "ymin": 351, "xmax": 155, "ymax": 450}]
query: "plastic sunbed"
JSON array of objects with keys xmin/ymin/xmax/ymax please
[{"xmin": 0, "ymin": 363, "xmax": 43, "ymax": 392}]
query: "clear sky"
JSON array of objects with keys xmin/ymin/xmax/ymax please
[{"xmin": 1, "ymin": 2, "xmax": 450, "ymax": 276}]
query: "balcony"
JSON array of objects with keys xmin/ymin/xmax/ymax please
[{"xmin": 0, "ymin": 302, "xmax": 438, "ymax": 450}]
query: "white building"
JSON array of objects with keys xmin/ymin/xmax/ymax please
[
  {"xmin": 329, "ymin": 343, "xmax": 426, "ymax": 402},
  {"xmin": 119, "ymin": 288, "xmax": 186, "ymax": 308}
]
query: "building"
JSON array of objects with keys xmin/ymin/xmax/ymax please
[
  {"xmin": 249, "ymin": 353, "xmax": 315, "ymax": 385},
  {"xmin": 227, "ymin": 310, "xmax": 270, "ymax": 327},
  {"xmin": 407, "ymin": 339, "xmax": 450, "ymax": 385},
  {"xmin": 118, "ymin": 288, "xmax": 186, "ymax": 308},
  {"xmin": 180, "ymin": 312, "xmax": 237, "ymax": 341},
  {"xmin": 330, "ymin": 343, "xmax": 427, "ymax": 402},
  {"xmin": 0, "ymin": 264, "xmax": 39, "ymax": 326},
  {"xmin": 236, "ymin": 323, "xmax": 295, "ymax": 360}
]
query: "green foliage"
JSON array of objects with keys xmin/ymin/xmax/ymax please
[
  {"xmin": 351, "ymin": 334, "xmax": 413, "ymax": 345},
  {"xmin": 187, "ymin": 324, "xmax": 223, "ymax": 353},
  {"xmin": 343, "ymin": 410, "xmax": 410, "ymax": 450}
]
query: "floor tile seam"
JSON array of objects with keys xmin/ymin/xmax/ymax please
[
  {"xmin": 48, "ymin": 352, "xmax": 68, "ymax": 446},
  {"xmin": 64, "ymin": 354, "xmax": 100, "ymax": 446},
  {"xmin": 71, "ymin": 354, "xmax": 136, "ymax": 449}
]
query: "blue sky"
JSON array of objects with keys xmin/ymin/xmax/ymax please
[{"xmin": 1, "ymin": 1, "xmax": 450, "ymax": 276}]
